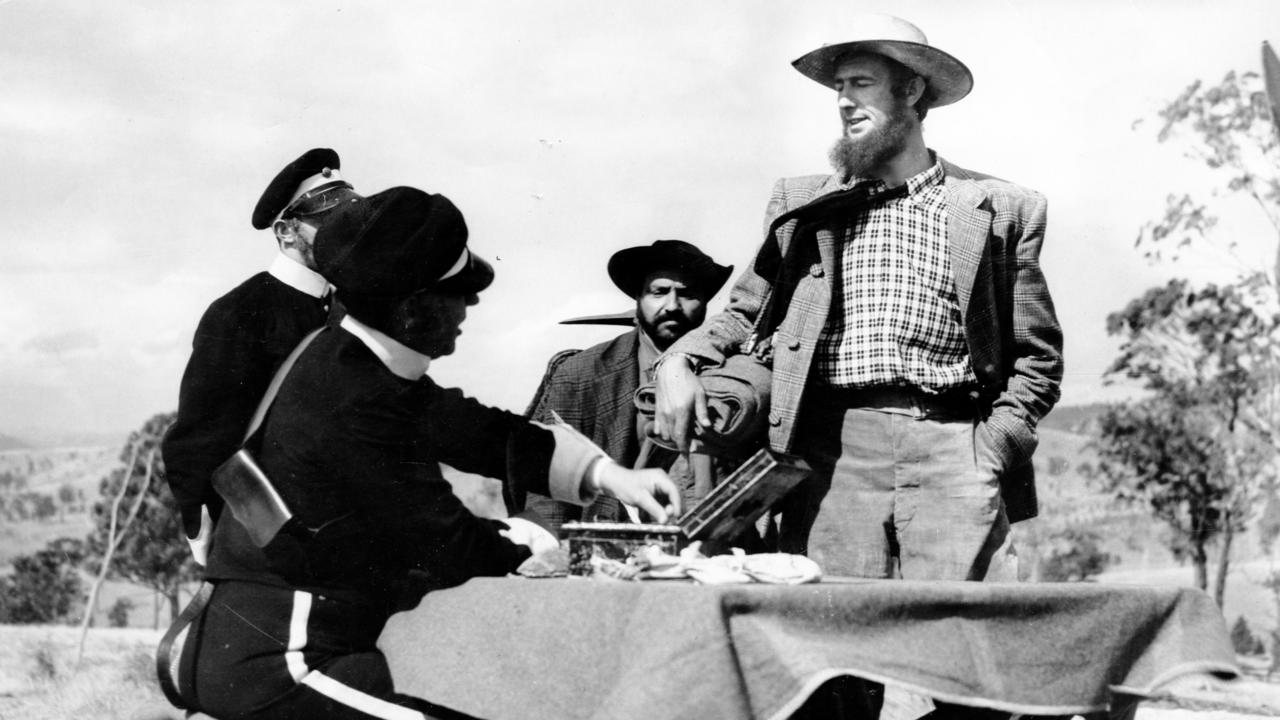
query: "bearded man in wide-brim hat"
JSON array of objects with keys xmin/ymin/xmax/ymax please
[
  {"xmin": 654, "ymin": 6, "xmax": 1064, "ymax": 639},
  {"xmin": 520, "ymin": 239, "xmax": 732, "ymax": 534},
  {"xmin": 653, "ymin": 17, "xmax": 1062, "ymax": 718}
]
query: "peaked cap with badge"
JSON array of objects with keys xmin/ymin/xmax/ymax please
[
  {"xmin": 791, "ymin": 14, "xmax": 973, "ymax": 108},
  {"xmin": 251, "ymin": 148, "xmax": 362, "ymax": 230}
]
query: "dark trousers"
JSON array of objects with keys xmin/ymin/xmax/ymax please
[{"xmin": 179, "ymin": 581, "xmax": 470, "ymax": 720}]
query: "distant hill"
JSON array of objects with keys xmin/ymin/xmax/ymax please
[
  {"xmin": 0, "ymin": 445, "xmax": 117, "ymax": 569},
  {"xmin": 3, "ymin": 428, "xmax": 128, "ymax": 450},
  {"xmin": 1039, "ymin": 403, "xmax": 1109, "ymax": 435},
  {"xmin": 0, "ymin": 433, "xmax": 31, "ymax": 451}
]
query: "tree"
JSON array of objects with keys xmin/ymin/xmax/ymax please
[
  {"xmin": 84, "ymin": 411, "xmax": 198, "ymax": 624},
  {"xmin": 1099, "ymin": 281, "xmax": 1278, "ymax": 604},
  {"xmin": 0, "ymin": 537, "xmax": 86, "ymax": 624},
  {"xmin": 57, "ymin": 482, "xmax": 78, "ymax": 518},
  {"xmin": 1095, "ymin": 394, "xmax": 1227, "ymax": 593},
  {"xmin": 1097, "ymin": 66, "xmax": 1280, "ymax": 607},
  {"xmin": 0, "ymin": 469, "xmax": 24, "ymax": 495},
  {"xmin": 1138, "ymin": 69, "xmax": 1280, "ymax": 291},
  {"xmin": 28, "ymin": 492, "xmax": 57, "ymax": 521},
  {"xmin": 1135, "ymin": 69, "xmax": 1280, "ymax": 441}
]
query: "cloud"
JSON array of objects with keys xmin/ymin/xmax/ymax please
[
  {"xmin": 1, "ymin": 0, "xmax": 1278, "ymax": 441},
  {"xmin": 23, "ymin": 330, "xmax": 100, "ymax": 355}
]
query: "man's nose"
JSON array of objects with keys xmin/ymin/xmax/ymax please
[
  {"xmin": 838, "ymin": 95, "xmax": 856, "ymax": 110},
  {"xmin": 661, "ymin": 292, "xmax": 680, "ymax": 312}
]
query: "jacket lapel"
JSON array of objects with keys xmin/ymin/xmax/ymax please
[
  {"xmin": 599, "ymin": 330, "xmax": 640, "ymax": 465},
  {"xmin": 942, "ymin": 161, "xmax": 991, "ymax": 316},
  {"xmin": 805, "ymin": 174, "xmax": 849, "ymax": 284}
]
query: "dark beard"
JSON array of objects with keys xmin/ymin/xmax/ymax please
[
  {"xmin": 828, "ymin": 102, "xmax": 915, "ymax": 179},
  {"xmin": 638, "ymin": 311, "xmax": 692, "ymax": 351}
]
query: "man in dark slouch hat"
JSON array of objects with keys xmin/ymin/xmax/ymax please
[
  {"xmin": 163, "ymin": 148, "xmax": 361, "ymax": 565},
  {"xmin": 522, "ymin": 240, "xmax": 732, "ymax": 533},
  {"xmin": 176, "ymin": 186, "xmax": 681, "ymax": 720}
]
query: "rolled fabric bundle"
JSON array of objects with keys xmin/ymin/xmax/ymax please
[
  {"xmin": 634, "ymin": 353, "xmax": 772, "ymax": 453},
  {"xmin": 742, "ymin": 553, "xmax": 822, "ymax": 584}
]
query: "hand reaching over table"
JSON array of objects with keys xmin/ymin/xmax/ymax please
[{"xmin": 590, "ymin": 462, "xmax": 681, "ymax": 523}]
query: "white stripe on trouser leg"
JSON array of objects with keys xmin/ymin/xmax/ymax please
[
  {"xmin": 301, "ymin": 671, "xmax": 425, "ymax": 720},
  {"xmin": 286, "ymin": 591, "xmax": 313, "ymax": 682}
]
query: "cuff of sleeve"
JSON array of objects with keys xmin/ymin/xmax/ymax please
[
  {"xmin": 984, "ymin": 412, "xmax": 1039, "ymax": 471},
  {"xmin": 652, "ymin": 351, "xmax": 703, "ymax": 376},
  {"xmin": 538, "ymin": 422, "xmax": 609, "ymax": 506},
  {"xmin": 186, "ymin": 505, "xmax": 213, "ymax": 566}
]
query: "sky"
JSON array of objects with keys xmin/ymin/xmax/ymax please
[{"xmin": 0, "ymin": 0, "xmax": 1277, "ymax": 445}]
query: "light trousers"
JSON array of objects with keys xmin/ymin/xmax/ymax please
[{"xmin": 784, "ymin": 393, "xmax": 1017, "ymax": 582}]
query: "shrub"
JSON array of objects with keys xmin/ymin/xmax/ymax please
[
  {"xmin": 1039, "ymin": 528, "xmax": 1117, "ymax": 582},
  {"xmin": 26, "ymin": 639, "xmax": 60, "ymax": 683},
  {"xmin": 122, "ymin": 649, "xmax": 159, "ymax": 688},
  {"xmin": 107, "ymin": 596, "xmax": 135, "ymax": 628},
  {"xmin": 0, "ymin": 537, "xmax": 86, "ymax": 624},
  {"xmin": 1230, "ymin": 615, "xmax": 1266, "ymax": 655}
]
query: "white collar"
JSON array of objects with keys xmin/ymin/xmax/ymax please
[
  {"xmin": 339, "ymin": 315, "xmax": 431, "ymax": 380},
  {"xmin": 268, "ymin": 252, "xmax": 330, "ymax": 299}
]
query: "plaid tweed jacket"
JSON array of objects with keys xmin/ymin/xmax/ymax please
[
  {"xmin": 523, "ymin": 329, "xmax": 643, "ymax": 531},
  {"xmin": 665, "ymin": 158, "xmax": 1063, "ymax": 522}
]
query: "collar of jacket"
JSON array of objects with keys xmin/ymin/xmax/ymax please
[
  {"xmin": 808, "ymin": 154, "xmax": 989, "ymax": 207},
  {"xmin": 338, "ymin": 314, "xmax": 431, "ymax": 380},
  {"xmin": 268, "ymin": 252, "xmax": 330, "ymax": 299},
  {"xmin": 804, "ymin": 154, "xmax": 991, "ymax": 316}
]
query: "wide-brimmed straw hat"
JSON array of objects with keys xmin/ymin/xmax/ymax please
[{"xmin": 791, "ymin": 14, "xmax": 973, "ymax": 109}]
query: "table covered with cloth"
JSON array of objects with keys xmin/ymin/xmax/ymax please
[{"xmin": 379, "ymin": 577, "xmax": 1238, "ymax": 720}]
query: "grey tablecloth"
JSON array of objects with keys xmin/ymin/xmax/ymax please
[{"xmin": 379, "ymin": 577, "xmax": 1237, "ymax": 720}]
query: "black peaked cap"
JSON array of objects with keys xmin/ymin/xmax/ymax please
[
  {"xmin": 315, "ymin": 186, "xmax": 493, "ymax": 310},
  {"xmin": 251, "ymin": 148, "xmax": 342, "ymax": 230}
]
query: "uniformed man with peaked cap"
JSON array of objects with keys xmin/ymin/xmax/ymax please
[
  {"xmin": 162, "ymin": 148, "xmax": 362, "ymax": 564},
  {"xmin": 177, "ymin": 185, "xmax": 680, "ymax": 720}
]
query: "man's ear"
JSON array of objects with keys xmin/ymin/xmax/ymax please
[
  {"xmin": 273, "ymin": 219, "xmax": 295, "ymax": 247},
  {"xmin": 906, "ymin": 75, "xmax": 927, "ymax": 107}
]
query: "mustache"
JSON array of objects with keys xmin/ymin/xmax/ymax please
[{"xmin": 653, "ymin": 311, "xmax": 691, "ymax": 325}]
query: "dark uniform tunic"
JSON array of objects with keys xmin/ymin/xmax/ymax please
[
  {"xmin": 180, "ymin": 321, "xmax": 593, "ymax": 720},
  {"xmin": 163, "ymin": 264, "xmax": 329, "ymax": 539}
]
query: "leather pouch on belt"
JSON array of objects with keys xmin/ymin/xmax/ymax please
[{"xmin": 211, "ymin": 448, "xmax": 295, "ymax": 547}]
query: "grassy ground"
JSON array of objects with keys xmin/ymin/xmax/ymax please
[
  {"xmin": 0, "ymin": 624, "xmax": 172, "ymax": 720},
  {"xmin": 2, "ymin": 443, "xmax": 1278, "ymax": 718}
]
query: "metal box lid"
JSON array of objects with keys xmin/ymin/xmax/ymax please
[{"xmin": 562, "ymin": 447, "xmax": 810, "ymax": 548}]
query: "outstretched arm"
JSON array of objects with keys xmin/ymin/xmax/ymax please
[{"xmin": 653, "ymin": 179, "xmax": 796, "ymax": 450}]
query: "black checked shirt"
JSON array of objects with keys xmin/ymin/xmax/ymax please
[{"xmin": 815, "ymin": 160, "xmax": 977, "ymax": 391}]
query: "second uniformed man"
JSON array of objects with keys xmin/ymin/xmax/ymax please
[{"xmin": 162, "ymin": 147, "xmax": 361, "ymax": 563}]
